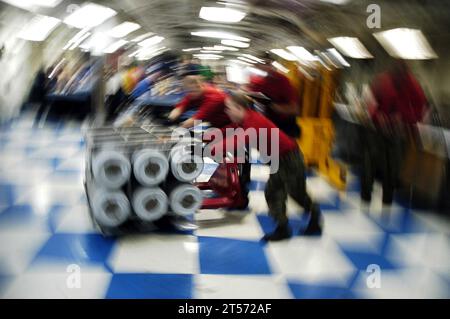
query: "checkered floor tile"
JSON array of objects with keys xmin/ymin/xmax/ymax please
[{"xmin": 0, "ymin": 114, "xmax": 449, "ymax": 299}]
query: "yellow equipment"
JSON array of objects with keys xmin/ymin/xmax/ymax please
[{"xmin": 283, "ymin": 60, "xmax": 347, "ymax": 191}]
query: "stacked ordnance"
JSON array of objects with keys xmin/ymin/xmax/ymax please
[{"xmin": 84, "ymin": 125, "xmax": 204, "ymax": 234}]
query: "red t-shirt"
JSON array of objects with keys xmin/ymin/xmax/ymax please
[
  {"xmin": 369, "ymin": 72, "xmax": 427, "ymax": 126},
  {"xmin": 248, "ymin": 69, "xmax": 300, "ymax": 137},
  {"xmin": 241, "ymin": 110, "xmax": 298, "ymax": 157},
  {"xmin": 208, "ymin": 110, "xmax": 298, "ymax": 160},
  {"xmin": 175, "ymin": 85, "xmax": 231, "ymax": 128}
]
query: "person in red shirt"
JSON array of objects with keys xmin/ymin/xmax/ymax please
[
  {"xmin": 169, "ymin": 76, "xmax": 252, "ymax": 209},
  {"xmin": 369, "ymin": 61, "xmax": 427, "ymax": 130},
  {"xmin": 168, "ymin": 75, "xmax": 231, "ymax": 128},
  {"xmin": 222, "ymin": 91, "xmax": 323, "ymax": 241},
  {"xmin": 245, "ymin": 53, "xmax": 301, "ymax": 138},
  {"xmin": 361, "ymin": 61, "xmax": 427, "ymax": 205}
]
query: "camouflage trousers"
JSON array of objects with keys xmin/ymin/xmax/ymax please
[{"xmin": 264, "ymin": 149, "xmax": 313, "ymax": 225}]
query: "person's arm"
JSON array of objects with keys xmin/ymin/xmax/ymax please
[
  {"xmin": 180, "ymin": 117, "xmax": 195, "ymax": 128},
  {"xmin": 270, "ymin": 102, "xmax": 300, "ymax": 116},
  {"xmin": 168, "ymin": 95, "xmax": 190, "ymax": 121},
  {"xmin": 181, "ymin": 94, "xmax": 224, "ymax": 128}
]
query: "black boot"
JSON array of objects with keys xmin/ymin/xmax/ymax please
[
  {"xmin": 262, "ymin": 223, "xmax": 291, "ymax": 242},
  {"xmin": 301, "ymin": 204, "xmax": 323, "ymax": 236}
]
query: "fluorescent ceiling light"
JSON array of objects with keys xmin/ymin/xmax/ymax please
[
  {"xmin": 328, "ymin": 36, "xmax": 373, "ymax": 59},
  {"xmin": 327, "ymin": 48, "xmax": 350, "ymax": 67},
  {"xmin": 318, "ymin": 51, "xmax": 339, "ymax": 68},
  {"xmin": 319, "ymin": 0, "xmax": 350, "ymax": 4},
  {"xmin": 238, "ymin": 56, "xmax": 256, "ymax": 64},
  {"xmin": 194, "ymin": 54, "xmax": 223, "ymax": 60},
  {"xmin": 1, "ymin": 0, "xmax": 62, "ymax": 9},
  {"xmin": 18, "ymin": 14, "xmax": 60, "ymax": 41},
  {"xmin": 286, "ymin": 46, "xmax": 316, "ymax": 61},
  {"xmin": 212, "ymin": 45, "xmax": 238, "ymax": 51},
  {"xmin": 201, "ymin": 50, "xmax": 223, "ymax": 54},
  {"xmin": 79, "ymin": 32, "xmax": 110, "ymax": 54},
  {"xmin": 139, "ymin": 36, "xmax": 164, "ymax": 47},
  {"xmin": 128, "ymin": 49, "xmax": 141, "ymax": 57},
  {"xmin": 137, "ymin": 46, "xmax": 166, "ymax": 60},
  {"xmin": 203, "ymin": 46, "xmax": 222, "ymax": 51},
  {"xmin": 272, "ymin": 61, "xmax": 289, "ymax": 73},
  {"xmin": 247, "ymin": 67, "xmax": 267, "ymax": 77},
  {"xmin": 373, "ymin": 28, "xmax": 437, "ymax": 60},
  {"xmin": 270, "ymin": 49, "xmax": 297, "ymax": 61},
  {"xmin": 108, "ymin": 22, "xmax": 141, "ymax": 38},
  {"xmin": 63, "ymin": 28, "xmax": 90, "ymax": 50},
  {"xmin": 242, "ymin": 54, "xmax": 265, "ymax": 63},
  {"xmin": 221, "ymin": 39, "xmax": 249, "ymax": 48},
  {"xmin": 182, "ymin": 47, "xmax": 202, "ymax": 52},
  {"xmin": 32, "ymin": 0, "xmax": 62, "ymax": 6},
  {"xmin": 64, "ymin": 3, "xmax": 117, "ymax": 29},
  {"xmin": 228, "ymin": 59, "xmax": 251, "ymax": 66},
  {"xmin": 132, "ymin": 32, "xmax": 155, "ymax": 42},
  {"xmin": 191, "ymin": 31, "xmax": 249, "ymax": 42},
  {"xmin": 103, "ymin": 39, "xmax": 128, "ymax": 54},
  {"xmin": 199, "ymin": 6, "xmax": 246, "ymax": 23},
  {"xmin": 226, "ymin": 65, "xmax": 248, "ymax": 84},
  {"xmin": 137, "ymin": 47, "xmax": 167, "ymax": 60},
  {"xmin": 48, "ymin": 58, "xmax": 65, "ymax": 78},
  {"xmin": 68, "ymin": 31, "xmax": 91, "ymax": 50}
]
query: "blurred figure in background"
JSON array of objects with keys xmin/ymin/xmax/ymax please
[
  {"xmin": 180, "ymin": 56, "xmax": 202, "ymax": 76},
  {"xmin": 245, "ymin": 52, "xmax": 301, "ymax": 138},
  {"xmin": 361, "ymin": 60, "xmax": 428, "ymax": 206}
]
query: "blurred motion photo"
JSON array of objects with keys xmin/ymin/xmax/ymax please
[{"xmin": 0, "ymin": 0, "xmax": 449, "ymax": 305}]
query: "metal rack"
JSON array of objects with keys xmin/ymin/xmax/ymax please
[{"xmin": 84, "ymin": 123, "xmax": 203, "ymax": 236}]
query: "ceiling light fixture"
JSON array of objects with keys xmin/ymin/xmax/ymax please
[
  {"xmin": 272, "ymin": 61, "xmax": 289, "ymax": 73},
  {"xmin": 18, "ymin": 14, "xmax": 60, "ymax": 42},
  {"xmin": 191, "ymin": 31, "xmax": 249, "ymax": 42},
  {"xmin": 64, "ymin": 2, "xmax": 117, "ymax": 29},
  {"xmin": 238, "ymin": 56, "xmax": 256, "ymax": 64},
  {"xmin": 247, "ymin": 67, "xmax": 268, "ymax": 77},
  {"xmin": 327, "ymin": 48, "xmax": 350, "ymax": 67},
  {"xmin": 67, "ymin": 31, "xmax": 91, "ymax": 50},
  {"xmin": 201, "ymin": 50, "xmax": 223, "ymax": 54},
  {"xmin": 1, "ymin": 0, "xmax": 62, "ymax": 9},
  {"xmin": 373, "ymin": 28, "xmax": 437, "ymax": 60},
  {"xmin": 108, "ymin": 22, "xmax": 141, "ymax": 38},
  {"xmin": 213, "ymin": 45, "xmax": 239, "ymax": 51},
  {"xmin": 131, "ymin": 32, "xmax": 155, "ymax": 42},
  {"xmin": 270, "ymin": 49, "xmax": 297, "ymax": 61},
  {"xmin": 228, "ymin": 59, "xmax": 251, "ymax": 66},
  {"xmin": 286, "ymin": 46, "xmax": 316, "ymax": 61},
  {"xmin": 103, "ymin": 39, "xmax": 128, "ymax": 54},
  {"xmin": 182, "ymin": 47, "xmax": 202, "ymax": 52},
  {"xmin": 221, "ymin": 39, "xmax": 249, "ymax": 48},
  {"xmin": 199, "ymin": 6, "xmax": 246, "ymax": 23},
  {"xmin": 327, "ymin": 36, "xmax": 373, "ymax": 59},
  {"xmin": 138, "ymin": 36, "xmax": 164, "ymax": 47},
  {"xmin": 242, "ymin": 54, "xmax": 265, "ymax": 63},
  {"xmin": 194, "ymin": 53, "xmax": 223, "ymax": 60}
]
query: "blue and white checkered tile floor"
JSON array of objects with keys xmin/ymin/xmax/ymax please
[{"xmin": 0, "ymin": 115, "xmax": 449, "ymax": 299}]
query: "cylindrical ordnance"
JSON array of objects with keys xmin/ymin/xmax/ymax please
[
  {"xmin": 91, "ymin": 188, "xmax": 131, "ymax": 227},
  {"xmin": 167, "ymin": 183, "xmax": 203, "ymax": 216},
  {"xmin": 169, "ymin": 143, "xmax": 204, "ymax": 182},
  {"xmin": 92, "ymin": 150, "xmax": 131, "ymax": 189},
  {"xmin": 131, "ymin": 187, "xmax": 168, "ymax": 222},
  {"xmin": 132, "ymin": 149, "xmax": 169, "ymax": 187}
]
